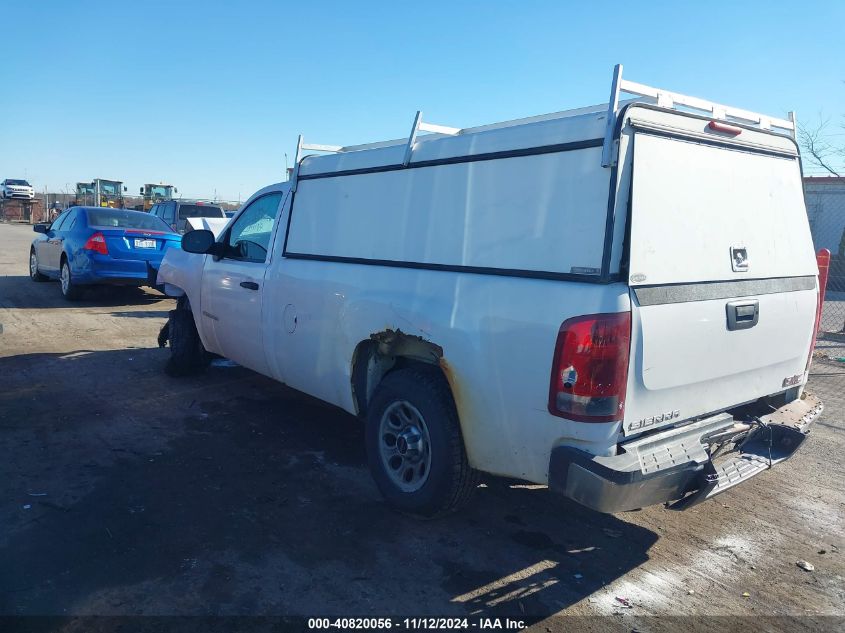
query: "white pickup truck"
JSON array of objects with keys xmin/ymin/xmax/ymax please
[{"xmin": 158, "ymin": 66, "xmax": 825, "ymax": 518}]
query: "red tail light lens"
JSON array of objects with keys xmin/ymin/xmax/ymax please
[
  {"xmin": 84, "ymin": 231, "xmax": 109, "ymax": 255},
  {"xmin": 807, "ymin": 249, "xmax": 831, "ymax": 370},
  {"xmin": 548, "ymin": 312, "xmax": 631, "ymax": 422}
]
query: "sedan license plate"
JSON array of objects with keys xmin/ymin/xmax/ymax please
[{"xmin": 134, "ymin": 239, "xmax": 156, "ymax": 248}]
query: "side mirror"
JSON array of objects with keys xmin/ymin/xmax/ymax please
[
  {"xmin": 139, "ymin": 187, "xmax": 144, "ymax": 195},
  {"xmin": 174, "ymin": 188, "xmax": 178, "ymax": 193},
  {"xmin": 33, "ymin": 224, "xmax": 49, "ymax": 234},
  {"xmin": 181, "ymin": 229, "xmax": 216, "ymax": 254},
  {"xmin": 123, "ymin": 186, "xmax": 128, "ymax": 192}
]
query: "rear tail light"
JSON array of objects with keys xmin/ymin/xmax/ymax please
[
  {"xmin": 548, "ymin": 312, "xmax": 631, "ymax": 422},
  {"xmin": 807, "ymin": 249, "xmax": 831, "ymax": 370},
  {"xmin": 83, "ymin": 231, "xmax": 109, "ymax": 255}
]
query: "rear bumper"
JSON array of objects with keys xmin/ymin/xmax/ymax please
[
  {"xmin": 548, "ymin": 392, "xmax": 823, "ymax": 513},
  {"xmin": 74, "ymin": 255, "xmax": 161, "ymax": 286}
]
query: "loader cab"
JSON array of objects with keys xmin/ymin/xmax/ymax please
[
  {"xmin": 140, "ymin": 183, "xmax": 177, "ymax": 211},
  {"xmin": 73, "ymin": 182, "xmax": 95, "ymax": 207}
]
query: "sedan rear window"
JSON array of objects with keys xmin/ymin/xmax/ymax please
[
  {"xmin": 178, "ymin": 204, "xmax": 225, "ymax": 219},
  {"xmin": 86, "ymin": 209, "xmax": 173, "ymax": 232}
]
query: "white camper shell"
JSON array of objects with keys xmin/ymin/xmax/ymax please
[{"xmin": 159, "ymin": 65, "xmax": 823, "ymax": 517}]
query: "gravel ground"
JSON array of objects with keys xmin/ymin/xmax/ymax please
[{"xmin": 1, "ymin": 222, "xmax": 843, "ymax": 632}]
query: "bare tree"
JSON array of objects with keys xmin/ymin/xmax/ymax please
[
  {"xmin": 798, "ymin": 76, "xmax": 845, "ymax": 178},
  {"xmin": 799, "ymin": 116, "xmax": 844, "ymax": 177}
]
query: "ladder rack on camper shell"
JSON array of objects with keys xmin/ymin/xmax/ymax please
[
  {"xmin": 291, "ymin": 112, "xmax": 463, "ymax": 191},
  {"xmin": 290, "ymin": 63, "xmax": 797, "ymax": 187},
  {"xmin": 600, "ymin": 64, "xmax": 796, "ymax": 167}
]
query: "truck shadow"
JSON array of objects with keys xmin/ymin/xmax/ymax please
[
  {"xmin": 0, "ymin": 348, "xmax": 657, "ymax": 619},
  {"xmin": 0, "ymin": 275, "xmax": 170, "ymax": 309}
]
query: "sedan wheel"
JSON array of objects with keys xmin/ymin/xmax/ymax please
[
  {"xmin": 60, "ymin": 261, "xmax": 83, "ymax": 301},
  {"xmin": 29, "ymin": 250, "xmax": 47, "ymax": 281}
]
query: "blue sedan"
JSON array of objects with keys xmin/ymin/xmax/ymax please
[{"xmin": 29, "ymin": 206, "xmax": 183, "ymax": 300}]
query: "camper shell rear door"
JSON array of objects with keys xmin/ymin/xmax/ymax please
[{"xmin": 618, "ymin": 105, "xmax": 818, "ymax": 436}]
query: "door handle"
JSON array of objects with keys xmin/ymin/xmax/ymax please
[
  {"xmin": 240, "ymin": 281, "xmax": 259, "ymax": 291},
  {"xmin": 726, "ymin": 300, "xmax": 759, "ymax": 331}
]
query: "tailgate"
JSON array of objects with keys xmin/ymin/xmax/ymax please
[{"xmin": 623, "ymin": 130, "xmax": 818, "ymax": 435}]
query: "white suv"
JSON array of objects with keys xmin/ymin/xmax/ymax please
[{"xmin": 1, "ymin": 179, "xmax": 35, "ymax": 200}]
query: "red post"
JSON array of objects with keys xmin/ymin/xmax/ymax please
[
  {"xmin": 817, "ymin": 249, "xmax": 831, "ymax": 307},
  {"xmin": 811, "ymin": 249, "xmax": 832, "ymax": 354}
]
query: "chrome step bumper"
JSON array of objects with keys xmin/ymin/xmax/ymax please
[{"xmin": 548, "ymin": 393, "xmax": 823, "ymax": 514}]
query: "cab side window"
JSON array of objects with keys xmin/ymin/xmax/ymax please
[
  {"xmin": 225, "ymin": 193, "xmax": 283, "ymax": 263},
  {"xmin": 164, "ymin": 202, "xmax": 176, "ymax": 224}
]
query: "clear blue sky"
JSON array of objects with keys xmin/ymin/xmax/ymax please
[{"xmin": 1, "ymin": 0, "xmax": 843, "ymax": 201}]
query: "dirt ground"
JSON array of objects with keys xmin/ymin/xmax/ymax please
[{"xmin": 1, "ymin": 222, "xmax": 843, "ymax": 632}]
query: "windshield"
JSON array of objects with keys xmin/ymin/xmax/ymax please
[
  {"xmin": 7, "ymin": 179, "xmax": 30, "ymax": 186},
  {"xmin": 178, "ymin": 204, "xmax": 224, "ymax": 219},
  {"xmin": 100, "ymin": 182, "xmax": 120, "ymax": 196},
  {"xmin": 77, "ymin": 184, "xmax": 95, "ymax": 194},
  {"xmin": 150, "ymin": 186, "xmax": 170, "ymax": 198},
  {"xmin": 86, "ymin": 209, "xmax": 174, "ymax": 232}
]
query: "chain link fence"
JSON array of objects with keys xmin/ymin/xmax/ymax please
[
  {"xmin": 805, "ymin": 177, "xmax": 845, "ymax": 364},
  {"xmin": 0, "ymin": 193, "xmax": 244, "ymax": 225}
]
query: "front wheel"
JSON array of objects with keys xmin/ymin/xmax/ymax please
[
  {"xmin": 60, "ymin": 260, "xmax": 83, "ymax": 300},
  {"xmin": 165, "ymin": 301, "xmax": 210, "ymax": 376},
  {"xmin": 29, "ymin": 249, "xmax": 47, "ymax": 281},
  {"xmin": 366, "ymin": 366, "xmax": 478, "ymax": 518}
]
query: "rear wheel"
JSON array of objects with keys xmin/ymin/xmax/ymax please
[
  {"xmin": 366, "ymin": 366, "xmax": 478, "ymax": 518},
  {"xmin": 29, "ymin": 249, "xmax": 47, "ymax": 282},
  {"xmin": 60, "ymin": 259, "xmax": 83, "ymax": 300},
  {"xmin": 166, "ymin": 299, "xmax": 210, "ymax": 375}
]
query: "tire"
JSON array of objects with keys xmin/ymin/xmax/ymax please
[
  {"xmin": 29, "ymin": 249, "xmax": 48, "ymax": 282},
  {"xmin": 366, "ymin": 366, "xmax": 478, "ymax": 518},
  {"xmin": 165, "ymin": 301, "xmax": 209, "ymax": 376},
  {"xmin": 60, "ymin": 258, "xmax": 83, "ymax": 301}
]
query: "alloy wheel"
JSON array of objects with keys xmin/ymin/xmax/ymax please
[{"xmin": 61, "ymin": 264, "xmax": 70, "ymax": 295}]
